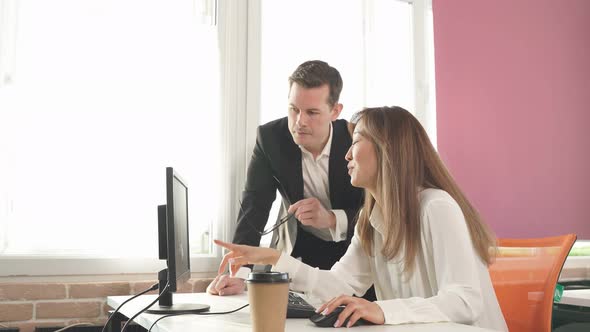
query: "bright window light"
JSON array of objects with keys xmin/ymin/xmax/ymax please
[
  {"xmin": 259, "ymin": 0, "xmax": 414, "ymax": 124},
  {"xmin": 0, "ymin": 0, "xmax": 220, "ymax": 258}
]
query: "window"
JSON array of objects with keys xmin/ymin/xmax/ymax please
[
  {"xmin": 0, "ymin": 0, "xmax": 437, "ymax": 276},
  {"xmin": 564, "ymin": 240, "xmax": 590, "ymax": 267},
  {"xmin": 0, "ymin": 0, "xmax": 220, "ymax": 275},
  {"xmin": 259, "ymin": 0, "xmax": 417, "ymax": 124}
]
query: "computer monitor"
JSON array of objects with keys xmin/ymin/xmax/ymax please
[{"xmin": 146, "ymin": 167, "xmax": 210, "ymax": 314}]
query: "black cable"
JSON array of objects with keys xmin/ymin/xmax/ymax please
[
  {"xmin": 101, "ymin": 282, "xmax": 159, "ymax": 332},
  {"xmin": 120, "ymin": 281, "xmax": 170, "ymax": 332},
  {"xmin": 147, "ymin": 304, "xmax": 250, "ymax": 332}
]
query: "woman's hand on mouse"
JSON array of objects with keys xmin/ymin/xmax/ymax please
[{"xmin": 316, "ymin": 295, "xmax": 385, "ymax": 327}]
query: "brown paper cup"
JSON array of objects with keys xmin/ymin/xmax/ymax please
[{"xmin": 246, "ymin": 272, "xmax": 290, "ymax": 332}]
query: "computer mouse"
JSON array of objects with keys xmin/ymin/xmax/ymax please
[{"xmin": 309, "ymin": 305, "xmax": 373, "ymax": 328}]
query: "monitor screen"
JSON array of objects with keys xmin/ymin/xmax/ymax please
[{"xmin": 167, "ymin": 167, "xmax": 190, "ymax": 292}]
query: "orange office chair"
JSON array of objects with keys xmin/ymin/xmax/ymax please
[{"xmin": 488, "ymin": 234, "xmax": 576, "ymax": 332}]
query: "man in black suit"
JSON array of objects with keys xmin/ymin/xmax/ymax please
[{"xmin": 207, "ymin": 60, "xmax": 364, "ymax": 296}]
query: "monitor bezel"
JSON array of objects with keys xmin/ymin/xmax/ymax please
[{"xmin": 165, "ymin": 166, "xmax": 191, "ymax": 292}]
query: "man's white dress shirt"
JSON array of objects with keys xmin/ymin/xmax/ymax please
[
  {"xmin": 273, "ymin": 188, "xmax": 508, "ymax": 331},
  {"xmin": 298, "ymin": 123, "xmax": 348, "ymax": 242}
]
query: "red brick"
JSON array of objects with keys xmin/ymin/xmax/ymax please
[
  {"xmin": 130, "ymin": 281, "xmax": 158, "ymax": 295},
  {"xmin": 36, "ymin": 301, "xmax": 101, "ymax": 319},
  {"xmin": 0, "ymin": 283, "xmax": 66, "ymax": 301},
  {"xmin": 191, "ymin": 278, "xmax": 214, "ymax": 293},
  {"xmin": 175, "ymin": 280, "xmax": 193, "ymax": 293},
  {"xmin": 69, "ymin": 282, "xmax": 130, "ymax": 298},
  {"xmin": 0, "ymin": 303, "xmax": 33, "ymax": 321},
  {"xmin": 102, "ymin": 301, "xmax": 112, "ymax": 316}
]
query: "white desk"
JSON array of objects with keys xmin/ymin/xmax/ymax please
[
  {"xmin": 560, "ymin": 289, "xmax": 590, "ymax": 307},
  {"xmin": 553, "ymin": 289, "xmax": 590, "ymax": 328},
  {"xmin": 107, "ymin": 292, "xmax": 498, "ymax": 332}
]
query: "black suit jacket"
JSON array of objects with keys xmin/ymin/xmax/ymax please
[{"xmin": 232, "ymin": 117, "xmax": 364, "ymax": 269}]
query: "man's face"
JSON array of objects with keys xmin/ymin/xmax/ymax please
[{"xmin": 287, "ymin": 83, "xmax": 342, "ymax": 154}]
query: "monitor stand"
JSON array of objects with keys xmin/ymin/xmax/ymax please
[{"xmin": 146, "ymin": 269, "xmax": 210, "ymax": 314}]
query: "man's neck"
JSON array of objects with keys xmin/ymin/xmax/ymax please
[
  {"xmin": 306, "ymin": 134, "xmax": 330, "ymax": 159},
  {"xmin": 307, "ymin": 124, "xmax": 333, "ymax": 159}
]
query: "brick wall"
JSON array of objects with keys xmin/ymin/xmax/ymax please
[{"xmin": 0, "ymin": 278, "xmax": 213, "ymax": 332}]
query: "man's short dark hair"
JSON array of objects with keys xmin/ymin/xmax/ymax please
[{"xmin": 288, "ymin": 60, "xmax": 343, "ymax": 107}]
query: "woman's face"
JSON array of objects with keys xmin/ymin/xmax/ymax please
[{"xmin": 345, "ymin": 120, "xmax": 378, "ymax": 192}]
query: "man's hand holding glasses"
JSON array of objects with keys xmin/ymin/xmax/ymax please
[
  {"xmin": 287, "ymin": 197, "xmax": 337, "ymax": 230},
  {"xmin": 241, "ymin": 175, "xmax": 337, "ymax": 236}
]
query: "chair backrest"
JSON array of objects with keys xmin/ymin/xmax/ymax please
[{"xmin": 488, "ymin": 234, "xmax": 576, "ymax": 332}]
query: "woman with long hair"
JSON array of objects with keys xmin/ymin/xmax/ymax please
[{"xmin": 215, "ymin": 106, "xmax": 507, "ymax": 330}]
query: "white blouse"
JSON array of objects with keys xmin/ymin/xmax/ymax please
[{"xmin": 273, "ymin": 188, "xmax": 508, "ymax": 331}]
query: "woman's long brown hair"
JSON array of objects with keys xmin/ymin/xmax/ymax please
[{"xmin": 354, "ymin": 107, "xmax": 496, "ymax": 274}]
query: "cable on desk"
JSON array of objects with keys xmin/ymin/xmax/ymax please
[
  {"xmin": 147, "ymin": 303, "xmax": 250, "ymax": 332},
  {"xmin": 101, "ymin": 282, "xmax": 159, "ymax": 332},
  {"xmin": 121, "ymin": 281, "xmax": 170, "ymax": 332}
]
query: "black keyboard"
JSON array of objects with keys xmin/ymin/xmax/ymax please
[{"xmin": 287, "ymin": 291, "xmax": 316, "ymax": 318}]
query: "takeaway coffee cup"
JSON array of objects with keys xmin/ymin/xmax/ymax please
[{"xmin": 246, "ymin": 271, "xmax": 290, "ymax": 332}]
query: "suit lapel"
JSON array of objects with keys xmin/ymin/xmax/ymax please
[
  {"xmin": 279, "ymin": 126, "xmax": 303, "ymax": 204},
  {"xmin": 277, "ymin": 123, "xmax": 302, "ymax": 253}
]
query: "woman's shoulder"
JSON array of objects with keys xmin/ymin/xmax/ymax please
[
  {"xmin": 419, "ymin": 188, "xmax": 460, "ymax": 212},
  {"xmin": 419, "ymin": 188, "xmax": 466, "ymax": 232},
  {"xmin": 419, "ymin": 187, "xmax": 453, "ymax": 202}
]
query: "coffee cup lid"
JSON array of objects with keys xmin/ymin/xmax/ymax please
[{"xmin": 246, "ymin": 271, "xmax": 290, "ymax": 283}]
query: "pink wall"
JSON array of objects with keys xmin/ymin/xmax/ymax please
[{"xmin": 433, "ymin": 0, "xmax": 590, "ymax": 238}]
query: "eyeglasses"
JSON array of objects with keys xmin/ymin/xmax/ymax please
[
  {"xmin": 238, "ymin": 200, "xmax": 296, "ymax": 236},
  {"xmin": 238, "ymin": 175, "xmax": 298, "ymax": 236}
]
